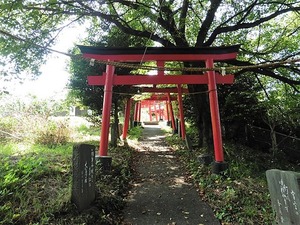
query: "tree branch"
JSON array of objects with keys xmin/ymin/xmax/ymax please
[
  {"xmin": 205, "ymin": 5, "xmax": 300, "ymax": 46},
  {"xmin": 179, "ymin": 0, "xmax": 189, "ymax": 34},
  {"xmin": 230, "ymin": 59, "xmax": 300, "ymax": 92},
  {"xmin": 195, "ymin": 0, "xmax": 222, "ymax": 46},
  {"xmin": 158, "ymin": 2, "xmax": 188, "ymax": 46}
]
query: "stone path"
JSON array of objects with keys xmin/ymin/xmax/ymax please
[{"xmin": 122, "ymin": 125, "xmax": 220, "ymax": 225}]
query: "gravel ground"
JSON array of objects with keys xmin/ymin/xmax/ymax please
[{"xmin": 122, "ymin": 125, "xmax": 220, "ymax": 225}]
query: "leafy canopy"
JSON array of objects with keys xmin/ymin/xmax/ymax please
[{"xmin": 0, "ymin": 1, "xmax": 299, "ymax": 87}]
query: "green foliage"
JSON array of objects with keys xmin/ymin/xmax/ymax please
[
  {"xmin": 76, "ymin": 123, "xmax": 99, "ymax": 136},
  {"xmin": 0, "ymin": 144, "xmax": 72, "ymax": 225},
  {"xmin": 127, "ymin": 126, "xmax": 143, "ymax": 141},
  {"xmin": 0, "ymin": 139, "xmax": 134, "ymax": 224},
  {"xmin": 0, "ymin": 97, "xmax": 71, "ymax": 146},
  {"xmin": 49, "ymin": 145, "xmax": 134, "ymax": 224},
  {"xmin": 0, "ymin": 117, "xmax": 18, "ymax": 142},
  {"xmin": 164, "ymin": 134, "xmax": 300, "ymax": 224},
  {"xmin": 68, "ymin": 30, "xmax": 141, "ymax": 116},
  {"xmin": 34, "ymin": 120, "xmax": 70, "ymax": 148},
  {"xmin": 1, "ymin": 1, "xmax": 300, "ymax": 153}
]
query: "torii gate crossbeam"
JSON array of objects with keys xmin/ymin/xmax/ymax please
[{"xmin": 79, "ymin": 45, "xmax": 239, "ymax": 173}]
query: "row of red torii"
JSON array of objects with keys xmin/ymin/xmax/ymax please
[
  {"xmin": 132, "ymin": 96, "xmax": 178, "ymax": 125},
  {"xmin": 79, "ymin": 45, "xmax": 239, "ymax": 173}
]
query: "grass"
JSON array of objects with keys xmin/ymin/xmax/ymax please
[
  {"xmin": 4, "ymin": 118, "xmax": 295, "ymax": 224},
  {"xmin": 0, "ymin": 120, "xmax": 135, "ymax": 225},
  {"xmin": 76, "ymin": 124, "xmax": 100, "ymax": 136},
  {"xmin": 165, "ymin": 133, "xmax": 300, "ymax": 225},
  {"xmin": 127, "ymin": 125, "xmax": 143, "ymax": 141},
  {"xmin": 0, "ymin": 143, "xmax": 72, "ymax": 225}
]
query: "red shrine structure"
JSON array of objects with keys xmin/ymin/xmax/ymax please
[{"xmin": 79, "ymin": 45, "xmax": 239, "ymax": 173}]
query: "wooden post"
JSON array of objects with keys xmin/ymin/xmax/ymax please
[
  {"xmin": 167, "ymin": 93, "xmax": 176, "ymax": 132},
  {"xmin": 134, "ymin": 102, "xmax": 139, "ymax": 126},
  {"xmin": 122, "ymin": 98, "xmax": 131, "ymax": 140},
  {"xmin": 138, "ymin": 101, "xmax": 141, "ymax": 124},
  {"xmin": 99, "ymin": 64, "xmax": 114, "ymax": 157},
  {"xmin": 206, "ymin": 59, "xmax": 226, "ymax": 172},
  {"xmin": 177, "ymin": 85, "xmax": 186, "ymax": 140}
]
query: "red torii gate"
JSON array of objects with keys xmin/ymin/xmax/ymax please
[
  {"xmin": 79, "ymin": 45, "xmax": 239, "ymax": 172},
  {"xmin": 139, "ymin": 93, "xmax": 176, "ymax": 124},
  {"xmin": 136, "ymin": 88, "xmax": 189, "ymax": 133}
]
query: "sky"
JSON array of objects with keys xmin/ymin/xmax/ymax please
[{"xmin": 12, "ymin": 26, "xmax": 86, "ymax": 100}]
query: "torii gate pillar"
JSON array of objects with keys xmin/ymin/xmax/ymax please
[
  {"xmin": 97, "ymin": 64, "xmax": 114, "ymax": 167},
  {"xmin": 177, "ymin": 85, "xmax": 186, "ymax": 140},
  {"xmin": 167, "ymin": 93, "xmax": 176, "ymax": 133},
  {"xmin": 122, "ymin": 98, "xmax": 132, "ymax": 140},
  {"xmin": 206, "ymin": 59, "xmax": 228, "ymax": 173}
]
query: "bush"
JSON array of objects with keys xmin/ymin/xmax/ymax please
[
  {"xmin": 127, "ymin": 126, "xmax": 143, "ymax": 140},
  {"xmin": 0, "ymin": 117, "xmax": 18, "ymax": 142},
  {"xmin": 34, "ymin": 121, "xmax": 70, "ymax": 148}
]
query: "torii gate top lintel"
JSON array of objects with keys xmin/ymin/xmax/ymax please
[
  {"xmin": 79, "ymin": 45, "xmax": 240, "ymax": 86},
  {"xmin": 78, "ymin": 45, "xmax": 240, "ymax": 61}
]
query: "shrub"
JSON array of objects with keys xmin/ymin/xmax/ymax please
[
  {"xmin": 127, "ymin": 126, "xmax": 143, "ymax": 140},
  {"xmin": 0, "ymin": 117, "xmax": 18, "ymax": 142},
  {"xmin": 34, "ymin": 121, "xmax": 70, "ymax": 148}
]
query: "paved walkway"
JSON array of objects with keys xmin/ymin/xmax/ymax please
[{"xmin": 122, "ymin": 125, "xmax": 219, "ymax": 225}]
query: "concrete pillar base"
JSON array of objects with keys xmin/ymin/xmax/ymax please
[{"xmin": 212, "ymin": 161, "xmax": 228, "ymax": 174}]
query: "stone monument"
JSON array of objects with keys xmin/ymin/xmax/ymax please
[
  {"xmin": 266, "ymin": 169, "xmax": 300, "ymax": 225},
  {"xmin": 71, "ymin": 144, "xmax": 96, "ymax": 211}
]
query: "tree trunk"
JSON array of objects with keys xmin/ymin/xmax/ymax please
[
  {"xmin": 188, "ymin": 84, "xmax": 213, "ymax": 151},
  {"xmin": 185, "ymin": 60, "xmax": 213, "ymax": 151},
  {"xmin": 269, "ymin": 123, "xmax": 278, "ymax": 156}
]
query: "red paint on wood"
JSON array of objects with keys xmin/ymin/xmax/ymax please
[
  {"xmin": 81, "ymin": 46, "xmax": 239, "ymax": 164},
  {"xmin": 167, "ymin": 93, "xmax": 176, "ymax": 131},
  {"xmin": 99, "ymin": 65, "xmax": 114, "ymax": 156},
  {"xmin": 83, "ymin": 52, "xmax": 238, "ymax": 61},
  {"xmin": 148, "ymin": 103, "xmax": 152, "ymax": 122},
  {"xmin": 166, "ymin": 100, "xmax": 170, "ymax": 121},
  {"xmin": 88, "ymin": 74, "xmax": 234, "ymax": 86},
  {"xmin": 141, "ymin": 87, "xmax": 189, "ymax": 93},
  {"xmin": 177, "ymin": 85, "xmax": 186, "ymax": 140},
  {"xmin": 206, "ymin": 59, "xmax": 224, "ymax": 162},
  {"xmin": 122, "ymin": 98, "xmax": 131, "ymax": 140}
]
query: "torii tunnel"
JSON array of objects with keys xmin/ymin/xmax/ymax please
[
  {"xmin": 79, "ymin": 45, "xmax": 239, "ymax": 173},
  {"xmin": 131, "ymin": 92, "xmax": 187, "ymax": 136}
]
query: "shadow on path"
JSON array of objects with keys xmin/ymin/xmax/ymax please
[{"xmin": 122, "ymin": 125, "xmax": 219, "ymax": 225}]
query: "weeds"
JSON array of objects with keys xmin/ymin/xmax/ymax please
[
  {"xmin": 0, "ymin": 117, "xmax": 18, "ymax": 142},
  {"xmin": 165, "ymin": 134, "xmax": 281, "ymax": 224},
  {"xmin": 34, "ymin": 120, "xmax": 70, "ymax": 148},
  {"xmin": 50, "ymin": 145, "xmax": 134, "ymax": 225},
  {"xmin": 0, "ymin": 143, "xmax": 72, "ymax": 225},
  {"xmin": 127, "ymin": 126, "xmax": 143, "ymax": 140},
  {"xmin": 0, "ymin": 137, "xmax": 134, "ymax": 225},
  {"xmin": 76, "ymin": 124, "xmax": 100, "ymax": 136}
]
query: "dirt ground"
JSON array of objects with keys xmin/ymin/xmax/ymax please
[{"xmin": 122, "ymin": 125, "xmax": 220, "ymax": 225}]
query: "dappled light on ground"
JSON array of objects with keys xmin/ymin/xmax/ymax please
[{"xmin": 123, "ymin": 124, "xmax": 219, "ymax": 225}]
